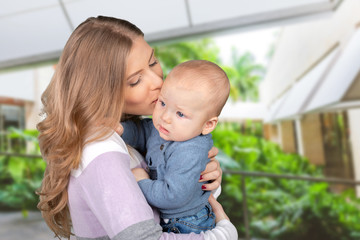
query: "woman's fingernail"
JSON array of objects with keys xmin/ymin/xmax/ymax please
[
  {"xmin": 202, "ymin": 185, "xmax": 206, "ymax": 190},
  {"xmin": 199, "ymin": 175, "xmax": 203, "ymax": 180}
]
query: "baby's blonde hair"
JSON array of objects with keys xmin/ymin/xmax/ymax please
[{"xmin": 167, "ymin": 60, "xmax": 230, "ymax": 117}]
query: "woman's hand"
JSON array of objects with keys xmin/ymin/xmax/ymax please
[
  {"xmin": 131, "ymin": 168, "xmax": 149, "ymax": 182},
  {"xmin": 208, "ymin": 194, "xmax": 229, "ymax": 223},
  {"xmin": 200, "ymin": 147, "xmax": 222, "ymax": 190}
]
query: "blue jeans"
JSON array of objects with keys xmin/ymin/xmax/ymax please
[{"xmin": 161, "ymin": 204, "xmax": 216, "ymax": 234}]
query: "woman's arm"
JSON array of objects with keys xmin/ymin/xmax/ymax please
[
  {"xmin": 73, "ymin": 133, "xmax": 235, "ymax": 240},
  {"xmin": 80, "ymin": 152, "xmax": 236, "ymax": 240},
  {"xmin": 200, "ymin": 147, "xmax": 222, "ymax": 191},
  {"xmin": 203, "ymin": 195, "xmax": 238, "ymax": 240}
]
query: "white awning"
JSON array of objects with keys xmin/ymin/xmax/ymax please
[
  {"xmin": 0, "ymin": 0, "xmax": 342, "ymax": 70},
  {"xmin": 264, "ymin": 89, "xmax": 290, "ymax": 123},
  {"xmin": 220, "ymin": 101, "xmax": 267, "ymax": 121},
  {"xmin": 304, "ymin": 28, "xmax": 360, "ymax": 113},
  {"xmin": 0, "ymin": 69, "xmax": 34, "ymax": 101},
  {"xmin": 268, "ymin": 46, "xmax": 340, "ymax": 122},
  {"xmin": 266, "ymin": 27, "xmax": 360, "ymax": 122}
]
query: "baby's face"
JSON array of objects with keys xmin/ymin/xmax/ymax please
[{"xmin": 152, "ymin": 78, "xmax": 210, "ymax": 142}]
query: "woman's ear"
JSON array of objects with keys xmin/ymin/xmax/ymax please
[{"xmin": 202, "ymin": 117, "xmax": 218, "ymax": 135}]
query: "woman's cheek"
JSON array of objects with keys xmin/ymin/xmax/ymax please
[{"xmin": 127, "ymin": 86, "xmax": 146, "ymax": 104}]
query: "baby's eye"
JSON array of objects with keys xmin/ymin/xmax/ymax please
[
  {"xmin": 160, "ymin": 101, "xmax": 166, "ymax": 107},
  {"xmin": 176, "ymin": 111, "xmax": 185, "ymax": 118}
]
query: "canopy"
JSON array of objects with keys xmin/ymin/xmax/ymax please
[
  {"xmin": 0, "ymin": 0, "xmax": 342, "ymax": 70},
  {"xmin": 266, "ymin": 27, "xmax": 360, "ymax": 122},
  {"xmin": 304, "ymin": 28, "xmax": 360, "ymax": 113}
]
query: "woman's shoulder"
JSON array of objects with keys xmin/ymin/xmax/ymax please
[
  {"xmin": 85, "ymin": 131, "xmax": 128, "ymax": 154},
  {"xmin": 71, "ymin": 132, "xmax": 129, "ymax": 177}
]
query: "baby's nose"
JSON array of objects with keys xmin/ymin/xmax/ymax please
[{"xmin": 161, "ymin": 112, "xmax": 171, "ymax": 123}]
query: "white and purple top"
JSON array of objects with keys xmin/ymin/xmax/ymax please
[{"xmin": 68, "ymin": 132, "xmax": 238, "ymax": 240}]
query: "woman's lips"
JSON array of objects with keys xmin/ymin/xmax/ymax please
[
  {"xmin": 151, "ymin": 99, "xmax": 158, "ymax": 104},
  {"xmin": 159, "ymin": 125, "xmax": 169, "ymax": 135}
]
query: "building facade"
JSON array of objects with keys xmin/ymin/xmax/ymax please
[
  {"xmin": 0, "ymin": 66, "xmax": 54, "ymax": 134},
  {"xmin": 261, "ymin": 0, "xmax": 360, "ymax": 194}
]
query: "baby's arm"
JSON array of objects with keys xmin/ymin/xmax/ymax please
[
  {"xmin": 137, "ymin": 140, "xmax": 210, "ymax": 210},
  {"xmin": 120, "ymin": 119, "xmax": 153, "ymax": 153}
]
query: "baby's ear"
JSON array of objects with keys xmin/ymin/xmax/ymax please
[{"xmin": 202, "ymin": 117, "xmax": 218, "ymax": 135}]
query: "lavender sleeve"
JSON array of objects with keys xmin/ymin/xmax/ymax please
[{"xmin": 72, "ymin": 151, "xmax": 205, "ymax": 240}]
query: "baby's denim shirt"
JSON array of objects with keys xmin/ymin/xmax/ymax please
[{"xmin": 122, "ymin": 119, "xmax": 212, "ymax": 219}]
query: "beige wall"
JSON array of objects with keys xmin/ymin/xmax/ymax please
[
  {"xmin": 348, "ymin": 108, "xmax": 360, "ymax": 197},
  {"xmin": 25, "ymin": 65, "xmax": 54, "ymax": 130},
  {"xmin": 344, "ymin": 72, "xmax": 360, "ymax": 101},
  {"xmin": 263, "ymin": 124, "xmax": 271, "ymax": 140},
  {"xmin": 262, "ymin": 0, "xmax": 360, "ymax": 105},
  {"xmin": 279, "ymin": 121, "xmax": 297, "ymax": 153},
  {"xmin": 263, "ymin": 123, "xmax": 281, "ymax": 146},
  {"xmin": 300, "ymin": 114, "xmax": 325, "ymax": 165}
]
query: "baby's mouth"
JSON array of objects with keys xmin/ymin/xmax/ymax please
[{"xmin": 159, "ymin": 125, "xmax": 169, "ymax": 135}]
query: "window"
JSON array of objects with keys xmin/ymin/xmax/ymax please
[
  {"xmin": 0, "ymin": 104, "xmax": 25, "ymax": 152},
  {"xmin": 321, "ymin": 111, "xmax": 354, "ymax": 191}
]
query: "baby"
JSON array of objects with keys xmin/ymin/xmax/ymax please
[{"xmin": 120, "ymin": 60, "xmax": 230, "ymax": 234}]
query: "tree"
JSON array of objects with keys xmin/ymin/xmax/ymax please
[
  {"xmin": 153, "ymin": 39, "xmax": 265, "ymax": 102},
  {"xmin": 153, "ymin": 38, "xmax": 220, "ymax": 77},
  {"xmin": 222, "ymin": 49, "xmax": 265, "ymax": 102}
]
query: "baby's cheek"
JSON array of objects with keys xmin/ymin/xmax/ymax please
[{"xmin": 152, "ymin": 109, "xmax": 161, "ymax": 124}]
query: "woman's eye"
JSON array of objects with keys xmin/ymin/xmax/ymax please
[
  {"xmin": 129, "ymin": 76, "xmax": 141, "ymax": 87},
  {"xmin": 176, "ymin": 111, "xmax": 184, "ymax": 118},
  {"xmin": 149, "ymin": 59, "xmax": 158, "ymax": 67}
]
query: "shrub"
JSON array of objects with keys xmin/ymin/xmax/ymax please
[
  {"xmin": 213, "ymin": 123, "xmax": 360, "ymax": 240},
  {"xmin": 0, "ymin": 128, "xmax": 45, "ymax": 216}
]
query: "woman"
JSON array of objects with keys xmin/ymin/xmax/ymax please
[{"xmin": 37, "ymin": 16, "xmax": 237, "ymax": 240}]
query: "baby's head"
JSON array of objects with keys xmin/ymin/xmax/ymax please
[{"xmin": 152, "ymin": 60, "xmax": 230, "ymax": 141}]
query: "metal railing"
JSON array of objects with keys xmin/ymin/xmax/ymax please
[
  {"xmin": 223, "ymin": 170, "xmax": 360, "ymax": 240},
  {"xmin": 0, "ymin": 151, "xmax": 42, "ymax": 158},
  {"xmin": 1, "ymin": 151, "xmax": 359, "ymax": 240},
  {"xmin": 0, "ymin": 130, "xmax": 26, "ymax": 153},
  {"xmin": 0, "ymin": 130, "xmax": 38, "ymax": 158}
]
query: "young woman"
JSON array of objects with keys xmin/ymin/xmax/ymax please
[{"xmin": 37, "ymin": 16, "xmax": 237, "ymax": 240}]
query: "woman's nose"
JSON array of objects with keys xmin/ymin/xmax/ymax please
[{"xmin": 149, "ymin": 71, "xmax": 163, "ymax": 90}]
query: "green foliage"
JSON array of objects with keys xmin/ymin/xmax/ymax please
[
  {"xmin": 153, "ymin": 38, "xmax": 264, "ymax": 101},
  {"xmin": 154, "ymin": 38, "xmax": 220, "ymax": 77},
  {"xmin": 223, "ymin": 50, "xmax": 265, "ymax": 101},
  {"xmin": 0, "ymin": 128, "xmax": 45, "ymax": 214},
  {"xmin": 1, "ymin": 126, "xmax": 360, "ymax": 240},
  {"xmin": 213, "ymin": 123, "xmax": 360, "ymax": 240}
]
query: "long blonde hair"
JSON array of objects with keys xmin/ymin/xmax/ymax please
[{"xmin": 36, "ymin": 16, "xmax": 143, "ymax": 239}]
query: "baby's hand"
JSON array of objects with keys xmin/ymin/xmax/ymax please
[
  {"xmin": 131, "ymin": 168, "xmax": 150, "ymax": 182},
  {"xmin": 116, "ymin": 123, "xmax": 124, "ymax": 135}
]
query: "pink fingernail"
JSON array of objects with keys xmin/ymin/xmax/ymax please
[{"xmin": 202, "ymin": 185, "xmax": 206, "ymax": 190}]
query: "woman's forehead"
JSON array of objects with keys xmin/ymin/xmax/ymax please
[{"xmin": 126, "ymin": 37, "xmax": 153, "ymax": 76}]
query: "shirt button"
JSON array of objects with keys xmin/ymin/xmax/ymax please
[{"xmin": 160, "ymin": 144, "xmax": 164, "ymax": 150}]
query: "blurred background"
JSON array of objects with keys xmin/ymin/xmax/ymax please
[{"xmin": 0, "ymin": 0, "xmax": 360, "ymax": 239}]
